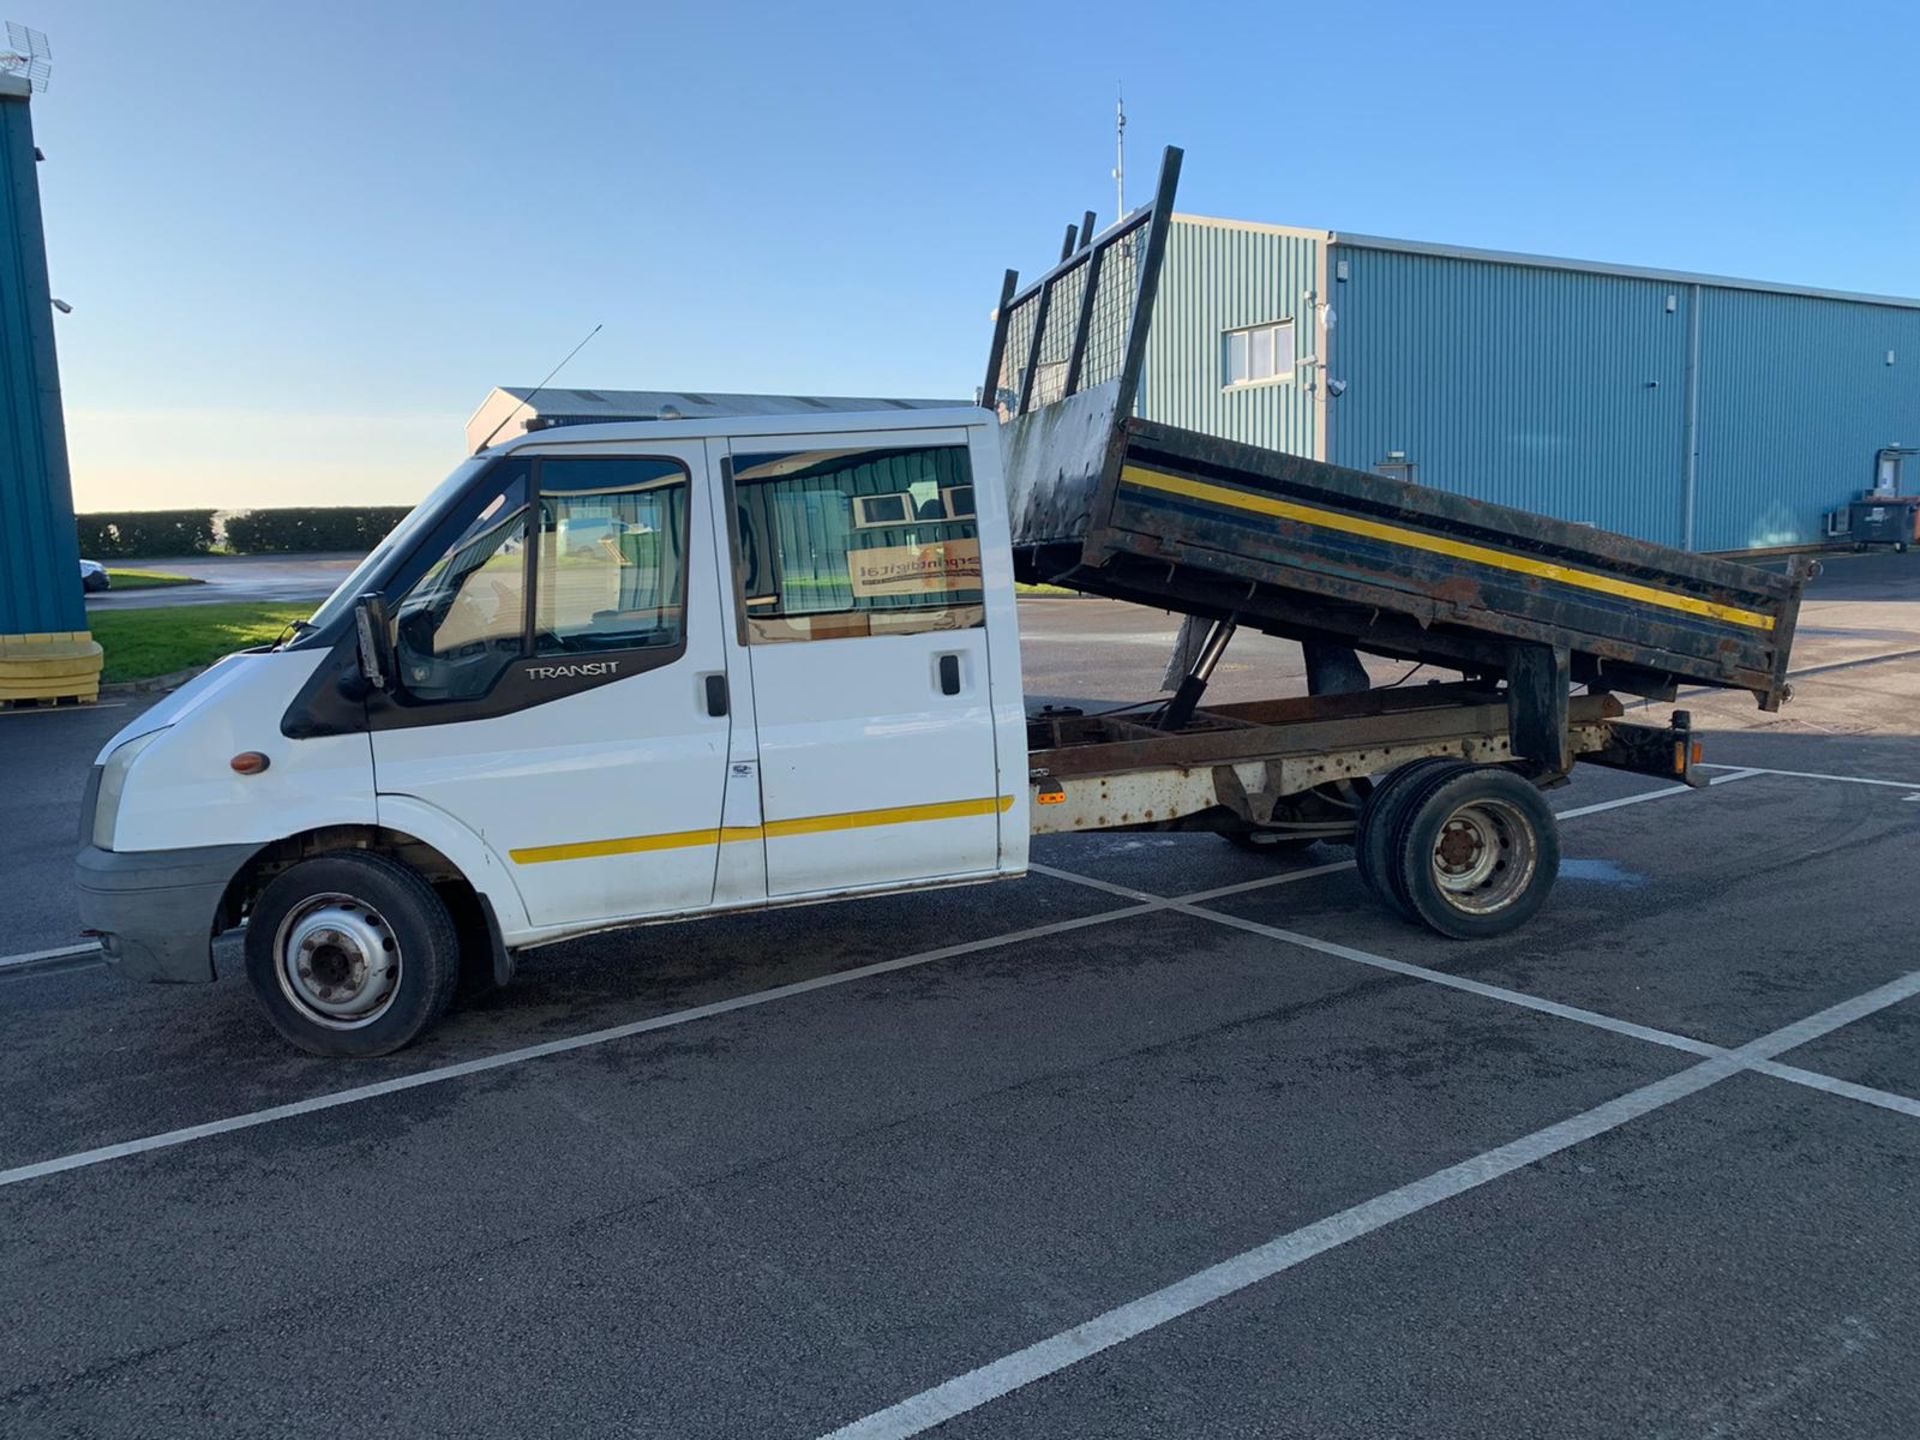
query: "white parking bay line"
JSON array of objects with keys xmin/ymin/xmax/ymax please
[
  {"xmin": 1555, "ymin": 766, "xmax": 1760, "ymax": 820},
  {"xmin": 1699, "ymin": 763, "xmax": 1920, "ymax": 792},
  {"xmin": 1172, "ymin": 901, "xmax": 1724, "ymax": 1059},
  {"xmin": 0, "ymin": 903, "xmax": 1159, "ymax": 1191},
  {"xmin": 0, "ymin": 941, "xmax": 102, "ymax": 971},
  {"xmin": 818, "ymin": 967, "xmax": 1920, "ymax": 1440},
  {"xmin": 1751, "ymin": 1060, "xmax": 1920, "ymax": 1120}
]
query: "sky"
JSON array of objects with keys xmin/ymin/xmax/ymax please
[{"xmin": 19, "ymin": 0, "xmax": 1920, "ymax": 511}]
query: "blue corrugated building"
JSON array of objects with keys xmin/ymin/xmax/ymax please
[
  {"xmin": 1142, "ymin": 214, "xmax": 1920, "ymax": 553},
  {"xmin": 0, "ymin": 73, "xmax": 98, "ymax": 702}
]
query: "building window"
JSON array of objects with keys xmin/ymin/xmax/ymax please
[
  {"xmin": 1224, "ymin": 320, "xmax": 1294, "ymax": 387},
  {"xmin": 729, "ymin": 445, "xmax": 984, "ymax": 644}
]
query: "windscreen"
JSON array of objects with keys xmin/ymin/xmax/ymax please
[{"xmin": 297, "ymin": 457, "xmax": 494, "ymax": 638}]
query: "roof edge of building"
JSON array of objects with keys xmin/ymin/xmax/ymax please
[
  {"xmin": 1172, "ymin": 213, "xmax": 1334, "ymax": 243},
  {"xmin": 1173, "ymin": 210, "xmax": 1920, "ymax": 312},
  {"xmin": 1331, "ymin": 229, "xmax": 1920, "ymax": 312}
]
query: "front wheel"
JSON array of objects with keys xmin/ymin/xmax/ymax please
[
  {"xmin": 245, "ymin": 852, "xmax": 461, "ymax": 1057},
  {"xmin": 1390, "ymin": 766, "xmax": 1560, "ymax": 939}
]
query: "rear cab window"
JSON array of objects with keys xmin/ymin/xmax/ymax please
[{"xmin": 728, "ymin": 445, "xmax": 982, "ymax": 644}]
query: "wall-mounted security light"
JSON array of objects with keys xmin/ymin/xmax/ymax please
[{"xmin": 50, "ymin": 298, "xmax": 71, "ymax": 314}]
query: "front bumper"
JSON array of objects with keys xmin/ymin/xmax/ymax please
[{"xmin": 75, "ymin": 842, "xmax": 257, "ymax": 984}]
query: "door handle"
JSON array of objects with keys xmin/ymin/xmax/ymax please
[
  {"xmin": 937, "ymin": 653, "xmax": 961, "ymax": 696},
  {"xmin": 704, "ymin": 673, "xmax": 729, "ymax": 717}
]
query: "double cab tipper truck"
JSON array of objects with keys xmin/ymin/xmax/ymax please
[{"xmin": 76, "ymin": 150, "xmax": 1812, "ymax": 1055}]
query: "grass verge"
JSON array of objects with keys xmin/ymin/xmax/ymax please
[
  {"xmin": 106, "ymin": 568, "xmax": 205, "ymax": 591},
  {"xmin": 90, "ymin": 603, "xmax": 312, "ymax": 685},
  {"xmin": 1015, "ymin": 582, "xmax": 1079, "ymax": 597}
]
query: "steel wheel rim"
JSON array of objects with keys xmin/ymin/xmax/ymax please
[
  {"xmin": 1429, "ymin": 798, "xmax": 1536, "ymax": 914},
  {"xmin": 274, "ymin": 892, "xmax": 403, "ymax": 1030}
]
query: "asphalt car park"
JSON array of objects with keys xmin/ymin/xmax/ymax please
[{"xmin": 4, "ymin": 567, "xmax": 1920, "ymax": 1438}]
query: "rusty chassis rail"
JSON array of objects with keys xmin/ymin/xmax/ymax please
[{"xmin": 1026, "ymin": 688, "xmax": 1700, "ymax": 837}]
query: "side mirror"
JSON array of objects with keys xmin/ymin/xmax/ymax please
[{"xmin": 353, "ymin": 593, "xmax": 394, "ymax": 692}]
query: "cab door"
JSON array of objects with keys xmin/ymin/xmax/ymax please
[
  {"xmin": 369, "ymin": 443, "xmax": 735, "ymax": 932},
  {"xmin": 724, "ymin": 430, "xmax": 1005, "ymax": 897}
]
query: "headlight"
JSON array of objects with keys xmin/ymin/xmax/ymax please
[{"xmin": 92, "ymin": 730, "xmax": 164, "ymax": 851}]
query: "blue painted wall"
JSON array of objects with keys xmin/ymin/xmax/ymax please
[
  {"xmin": 1324, "ymin": 245, "xmax": 1692, "ymax": 547},
  {"xmin": 1148, "ymin": 221, "xmax": 1920, "ymax": 552},
  {"xmin": 1143, "ymin": 219, "xmax": 1324, "ymax": 462},
  {"xmin": 1691, "ymin": 287, "xmax": 1920, "ymax": 551},
  {"xmin": 0, "ymin": 88, "xmax": 85, "ymax": 636}
]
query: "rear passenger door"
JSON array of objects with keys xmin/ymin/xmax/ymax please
[{"xmin": 725, "ymin": 432, "xmax": 1005, "ymax": 897}]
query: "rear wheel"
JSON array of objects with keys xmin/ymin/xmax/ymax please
[
  {"xmin": 1355, "ymin": 758, "xmax": 1469, "ymax": 915},
  {"xmin": 1390, "ymin": 766, "xmax": 1560, "ymax": 939},
  {"xmin": 245, "ymin": 852, "xmax": 460, "ymax": 1057}
]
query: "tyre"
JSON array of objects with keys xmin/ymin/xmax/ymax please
[
  {"xmin": 245, "ymin": 852, "xmax": 461, "ymax": 1057},
  {"xmin": 1390, "ymin": 766, "xmax": 1560, "ymax": 939},
  {"xmin": 1354, "ymin": 758, "xmax": 1469, "ymax": 914}
]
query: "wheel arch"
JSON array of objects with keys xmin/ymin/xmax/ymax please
[{"xmin": 215, "ymin": 820, "xmax": 522, "ymax": 986}]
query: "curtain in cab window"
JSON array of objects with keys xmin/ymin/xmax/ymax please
[{"xmin": 731, "ymin": 446, "xmax": 981, "ymax": 643}]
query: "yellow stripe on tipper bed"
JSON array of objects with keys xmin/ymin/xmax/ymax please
[
  {"xmin": 1120, "ymin": 465, "xmax": 1776, "ymax": 632},
  {"xmin": 511, "ymin": 795, "xmax": 1014, "ymax": 865}
]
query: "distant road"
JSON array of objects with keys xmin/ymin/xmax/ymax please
[{"xmin": 85, "ymin": 553, "xmax": 362, "ymax": 611}]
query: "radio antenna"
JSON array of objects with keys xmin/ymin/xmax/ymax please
[
  {"xmin": 1, "ymin": 21, "xmax": 52, "ymax": 91},
  {"xmin": 1112, "ymin": 83, "xmax": 1126, "ymax": 219},
  {"xmin": 477, "ymin": 322, "xmax": 604, "ymax": 451}
]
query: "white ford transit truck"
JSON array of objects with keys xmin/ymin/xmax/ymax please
[{"xmin": 75, "ymin": 150, "xmax": 1809, "ymax": 1055}]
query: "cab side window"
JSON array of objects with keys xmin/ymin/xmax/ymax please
[
  {"xmin": 730, "ymin": 445, "xmax": 981, "ymax": 644},
  {"xmin": 388, "ymin": 455, "xmax": 691, "ymax": 706},
  {"xmin": 534, "ymin": 458, "xmax": 690, "ymax": 655}
]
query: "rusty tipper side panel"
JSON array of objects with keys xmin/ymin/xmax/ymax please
[{"xmin": 1083, "ymin": 421, "xmax": 1808, "ymax": 708}]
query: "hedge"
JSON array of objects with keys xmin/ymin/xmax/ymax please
[
  {"xmin": 221, "ymin": 507, "xmax": 412, "ymax": 554},
  {"xmin": 75, "ymin": 506, "xmax": 414, "ymax": 558},
  {"xmin": 74, "ymin": 510, "xmax": 217, "ymax": 560}
]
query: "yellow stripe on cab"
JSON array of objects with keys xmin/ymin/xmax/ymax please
[{"xmin": 510, "ymin": 795, "xmax": 1015, "ymax": 865}]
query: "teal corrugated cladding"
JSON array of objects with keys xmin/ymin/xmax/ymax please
[
  {"xmin": 1326, "ymin": 245, "xmax": 1690, "ymax": 546},
  {"xmin": 1690, "ymin": 288, "xmax": 1920, "ymax": 551},
  {"xmin": 1142, "ymin": 220, "xmax": 1322, "ymax": 459},
  {"xmin": 0, "ymin": 91, "xmax": 84, "ymax": 635}
]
